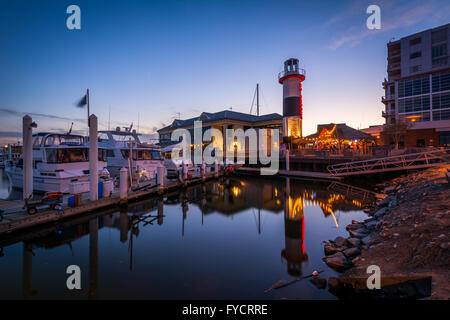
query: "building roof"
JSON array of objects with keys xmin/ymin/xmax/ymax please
[
  {"xmin": 158, "ymin": 110, "xmax": 282, "ymax": 132},
  {"xmin": 306, "ymin": 123, "xmax": 375, "ymax": 141}
]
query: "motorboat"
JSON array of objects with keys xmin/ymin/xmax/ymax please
[
  {"xmin": 5, "ymin": 132, "xmax": 109, "ymax": 193},
  {"xmin": 98, "ymin": 128, "xmax": 164, "ymax": 182}
]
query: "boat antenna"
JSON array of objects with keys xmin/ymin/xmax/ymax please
[{"xmin": 67, "ymin": 122, "xmax": 74, "ymax": 135}]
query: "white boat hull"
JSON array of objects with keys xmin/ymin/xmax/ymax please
[{"xmin": 6, "ymin": 167, "xmax": 107, "ymax": 194}]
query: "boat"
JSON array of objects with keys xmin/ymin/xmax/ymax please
[
  {"xmin": 1, "ymin": 143, "xmax": 23, "ymax": 168},
  {"xmin": 97, "ymin": 127, "xmax": 164, "ymax": 182},
  {"xmin": 5, "ymin": 132, "xmax": 109, "ymax": 193},
  {"xmin": 161, "ymin": 142, "xmax": 199, "ymax": 179}
]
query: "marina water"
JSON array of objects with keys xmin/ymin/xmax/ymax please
[{"xmin": 0, "ymin": 168, "xmax": 373, "ymax": 299}]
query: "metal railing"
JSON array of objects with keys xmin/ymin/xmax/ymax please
[
  {"xmin": 327, "ymin": 148, "xmax": 450, "ymax": 176},
  {"xmin": 278, "ymin": 68, "xmax": 306, "ymax": 80}
]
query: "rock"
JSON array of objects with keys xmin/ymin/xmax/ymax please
[
  {"xmin": 349, "ymin": 228, "xmax": 369, "ymax": 239},
  {"xmin": 361, "ymin": 235, "xmax": 371, "ymax": 245},
  {"xmin": 327, "ymin": 276, "xmax": 432, "ymax": 300},
  {"xmin": 347, "ymin": 238, "xmax": 361, "ymax": 247},
  {"xmin": 346, "ymin": 223, "xmax": 363, "ymax": 231},
  {"xmin": 378, "ymin": 197, "xmax": 390, "ymax": 208},
  {"xmin": 332, "ymin": 236, "xmax": 347, "ymax": 248},
  {"xmin": 343, "ymin": 247, "xmax": 360, "ymax": 258},
  {"xmin": 365, "ymin": 220, "xmax": 379, "ymax": 230},
  {"xmin": 383, "ymin": 185, "xmax": 396, "ymax": 193},
  {"xmin": 322, "ymin": 252, "xmax": 351, "ymax": 271},
  {"xmin": 351, "ymin": 256, "xmax": 361, "ymax": 264},
  {"xmin": 309, "ymin": 277, "xmax": 327, "ymax": 289},
  {"xmin": 324, "ymin": 245, "xmax": 343, "ymax": 256},
  {"xmin": 374, "ymin": 208, "xmax": 387, "ymax": 219}
]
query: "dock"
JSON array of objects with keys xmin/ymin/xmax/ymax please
[
  {"xmin": 0, "ymin": 199, "xmax": 24, "ymax": 211},
  {"xmin": 0, "ymin": 171, "xmax": 221, "ymax": 235}
]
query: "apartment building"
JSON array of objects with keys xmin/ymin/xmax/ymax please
[{"xmin": 382, "ymin": 23, "xmax": 450, "ymax": 147}]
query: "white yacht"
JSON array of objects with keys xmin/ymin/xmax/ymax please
[
  {"xmin": 98, "ymin": 128, "xmax": 164, "ymax": 181},
  {"xmin": 5, "ymin": 132, "xmax": 109, "ymax": 193}
]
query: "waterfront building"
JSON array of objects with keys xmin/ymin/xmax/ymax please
[
  {"xmin": 306, "ymin": 123, "xmax": 376, "ymax": 152},
  {"xmin": 157, "ymin": 110, "xmax": 282, "ymax": 156},
  {"xmin": 382, "ymin": 23, "xmax": 450, "ymax": 147},
  {"xmin": 360, "ymin": 125, "xmax": 384, "ymax": 144}
]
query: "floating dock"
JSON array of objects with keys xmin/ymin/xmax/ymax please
[{"xmin": 0, "ymin": 171, "xmax": 221, "ymax": 235}]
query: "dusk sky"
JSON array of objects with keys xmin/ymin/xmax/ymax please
[{"xmin": 1, "ymin": 0, "xmax": 449, "ymax": 144}]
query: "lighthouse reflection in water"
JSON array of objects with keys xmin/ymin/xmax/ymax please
[{"xmin": 0, "ymin": 171, "xmax": 375, "ymax": 299}]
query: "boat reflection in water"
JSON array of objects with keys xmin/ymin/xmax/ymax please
[{"xmin": 0, "ymin": 175, "xmax": 377, "ymax": 299}]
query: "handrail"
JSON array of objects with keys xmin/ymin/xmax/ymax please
[
  {"xmin": 327, "ymin": 149, "xmax": 450, "ymax": 176},
  {"xmin": 278, "ymin": 68, "xmax": 306, "ymax": 80}
]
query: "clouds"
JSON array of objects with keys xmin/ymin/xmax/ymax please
[
  {"xmin": 326, "ymin": 0, "xmax": 441, "ymax": 50},
  {"xmin": 0, "ymin": 108, "xmax": 86, "ymax": 123}
]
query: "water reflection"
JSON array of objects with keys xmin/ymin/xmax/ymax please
[{"xmin": 0, "ymin": 175, "xmax": 378, "ymax": 299}]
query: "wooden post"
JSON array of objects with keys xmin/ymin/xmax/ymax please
[
  {"xmin": 157, "ymin": 165, "xmax": 165, "ymax": 193},
  {"xmin": 120, "ymin": 167, "xmax": 128, "ymax": 204},
  {"xmin": 89, "ymin": 115, "xmax": 98, "ymax": 201},
  {"xmin": 22, "ymin": 115, "xmax": 33, "ymax": 201}
]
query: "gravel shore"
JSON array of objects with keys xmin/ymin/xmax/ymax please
[{"xmin": 323, "ymin": 165, "xmax": 450, "ymax": 299}]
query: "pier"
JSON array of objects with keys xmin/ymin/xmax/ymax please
[{"xmin": 0, "ymin": 169, "xmax": 222, "ymax": 235}]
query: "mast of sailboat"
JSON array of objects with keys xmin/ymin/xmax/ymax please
[{"xmin": 256, "ymin": 83, "xmax": 259, "ymax": 116}]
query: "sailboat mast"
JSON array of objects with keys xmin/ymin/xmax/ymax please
[{"xmin": 256, "ymin": 83, "xmax": 260, "ymax": 116}]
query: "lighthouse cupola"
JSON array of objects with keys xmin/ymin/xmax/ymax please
[{"xmin": 278, "ymin": 58, "xmax": 306, "ymax": 141}]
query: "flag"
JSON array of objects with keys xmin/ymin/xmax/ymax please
[{"xmin": 76, "ymin": 94, "xmax": 87, "ymax": 108}]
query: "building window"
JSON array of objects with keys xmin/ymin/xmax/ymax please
[
  {"xmin": 433, "ymin": 109, "xmax": 450, "ymax": 121},
  {"xmin": 431, "ymin": 28, "xmax": 447, "ymax": 44},
  {"xmin": 399, "ymin": 112, "xmax": 430, "ymax": 122},
  {"xmin": 432, "ymin": 72, "xmax": 450, "ymax": 92},
  {"xmin": 432, "ymin": 92, "xmax": 450, "ymax": 109},
  {"xmin": 432, "ymin": 44, "xmax": 447, "ymax": 58},
  {"xmin": 432, "ymin": 57, "xmax": 448, "ymax": 68},
  {"xmin": 440, "ymin": 131, "xmax": 450, "ymax": 147},
  {"xmin": 398, "ymin": 76, "xmax": 429, "ymax": 97},
  {"xmin": 409, "ymin": 37, "xmax": 421, "ymax": 46},
  {"xmin": 398, "ymin": 96, "xmax": 430, "ymax": 113},
  {"xmin": 410, "ymin": 65, "xmax": 422, "ymax": 73},
  {"xmin": 410, "ymin": 51, "xmax": 422, "ymax": 59}
]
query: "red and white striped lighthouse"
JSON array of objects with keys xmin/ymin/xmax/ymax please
[{"xmin": 278, "ymin": 58, "xmax": 306, "ymax": 139}]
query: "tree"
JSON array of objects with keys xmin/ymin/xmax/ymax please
[{"xmin": 383, "ymin": 119, "xmax": 413, "ymax": 149}]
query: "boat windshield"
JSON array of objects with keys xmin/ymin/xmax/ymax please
[
  {"xmin": 44, "ymin": 134, "xmax": 84, "ymax": 146},
  {"xmin": 46, "ymin": 148, "xmax": 107, "ymax": 163},
  {"xmin": 120, "ymin": 149, "xmax": 162, "ymax": 160}
]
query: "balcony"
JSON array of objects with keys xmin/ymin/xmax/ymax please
[
  {"xmin": 381, "ymin": 94, "xmax": 395, "ymax": 103},
  {"xmin": 388, "ymin": 51, "xmax": 401, "ymax": 59},
  {"xmin": 382, "ymin": 110, "xmax": 395, "ymax": 118},
  {"xmin": 388, "ymin": 63, "xmax": 401, "ymax": 71}
]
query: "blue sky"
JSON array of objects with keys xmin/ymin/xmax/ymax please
[{"xmin": 0, "ymin": 0, "xmax": 449, "ymax": 144}]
